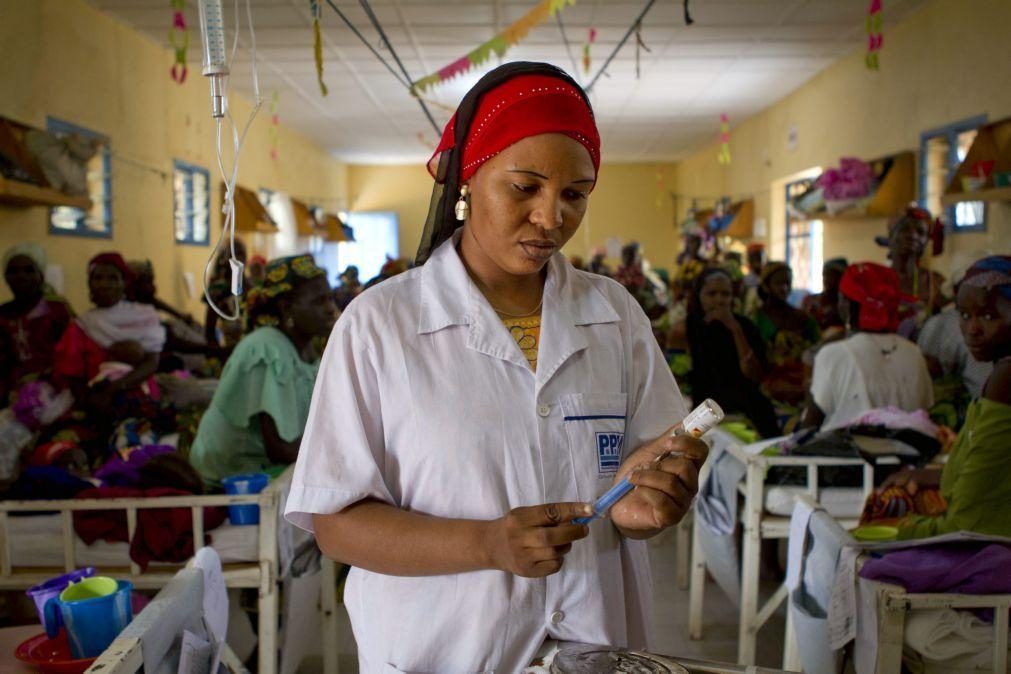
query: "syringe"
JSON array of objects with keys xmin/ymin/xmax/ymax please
[{"xmin": 573, "ymin": 398, "xmax": 724, "ymax": 525}]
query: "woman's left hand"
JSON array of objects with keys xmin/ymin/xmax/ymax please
[{"xmin": 609, "ymin": 431, "xmax": 708, "ymax": 538}]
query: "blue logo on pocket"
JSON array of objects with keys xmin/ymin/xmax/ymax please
[{"xmin": 596, "ymin": 432, "xmax": 624, "ymax": 475}]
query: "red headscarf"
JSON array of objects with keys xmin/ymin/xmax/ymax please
[
  {"xmin": 428, "ymin": 74, "xmax": 601, "ymax": 185},
  {"xmin": 839, "ymin": 262, "xmax": 915, "ymax": 332},
  {"xmin": 88, "ymin": 252, "xmax": 133, "ymax": 283}
]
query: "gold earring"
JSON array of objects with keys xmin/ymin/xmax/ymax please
[{"xmin": 455, "ymin": 184, "xmax": 470, "ymax": 222}]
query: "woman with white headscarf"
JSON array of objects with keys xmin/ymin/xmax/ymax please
[{"xmin": 0, "ymin": 243, "xmax": 74, "ymax": 401}]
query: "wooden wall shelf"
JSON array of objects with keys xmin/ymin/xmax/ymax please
[
  {"xmin": 0, "ymin": 176, "xmax": 92, "ymax": 210},
  {"xmin": 321, "ymin": 213, "xmax": 349, "ymax": 242},
  {"xmin": 0, "ymin": 116, "xmax": 95, "ymax": 210},
  {"xmin": 695, "ymin": 198, "xmax": 755, "ymax": 239},
  {"xmin": 941, "ymin": 116, "xmax": 1011, "ymax": 206},
  {"xmin": 229, "ymin": 183, "xmax": 278, "ymax": 233},
  {"xmin": 790, "ymin": 151, "xmax": 915, "ymax": 221}
]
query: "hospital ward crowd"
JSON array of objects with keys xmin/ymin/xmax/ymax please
[{"xmin": 0, "ymin": 63, "xmax": 1007, "ymax": 672}]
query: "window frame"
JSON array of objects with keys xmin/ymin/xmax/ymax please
[
  {"xmin": 919, "ymin": 114, "xmax": 988, "ymax": 234},
  {"xmin": 172, "ymin": 159, "xmax": 211, "ymax": 246},
  {"xmin": 46, "ymin": 117, "xmax": 113, "ymax": 239}
]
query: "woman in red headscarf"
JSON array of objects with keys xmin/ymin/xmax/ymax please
[
  {"xmin": 802, "ymin": 262, "xmax": 933, "ymax": 430},
  {"xmin": 285, "ymin": 63, "xmax": 708, "ymax": 673}
]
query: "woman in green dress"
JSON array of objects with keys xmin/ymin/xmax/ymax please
[
  {"xmin": 879, "ymin": 255, "xmax": 1011, "ymax": 539},
  {"xmin": 189, "ymin": 255, "xmax": 338, "ymax": 485}
]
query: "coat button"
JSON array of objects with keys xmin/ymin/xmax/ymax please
[
  {"xmin": 550, "ymin": 610, "xmax": 565, "ymax": 624},
  {"xmin": 537, "ymin": 404, "xmax": 551, "ymax": 418}
]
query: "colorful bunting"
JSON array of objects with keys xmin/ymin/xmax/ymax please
[
  {"xmin": 717, "ymin": 113, "xmax": 731, "ymax": 165},
  {"xmin": 412, "ymin": 0, "xmax": 578, "ymax": 94},
  {"xmin": 866, "ymin": 0, "xmax": 883, "ymax": 70},
  {"xmin": 311, "ymin": 0, "xmax": 328, "ymax": 96},
  {"xmin": 168, "ymin": 0, "xmax": 189, "ymax": 84},
  {"xmin": 582, "ymin": 28, "xmax": 597, "ymax": 75},
  {"xmin": 268, "ymin": 91, "xmax": 280, "ymax": 161}
]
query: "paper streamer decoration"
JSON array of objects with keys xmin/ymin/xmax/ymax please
[
  {"xmin": 268, "ymin": 91, "xmax": 280, "ymax": 161},
  {"xmin": 866, "ymin": 0, "xmax": 883, "ymax": 70},
  {"xmin": 311, "ymin": 0, "xmax": 328, "ymax": 96},
  {"xmin": 168, "ymin": 0, "xmax": 189, "ymax": 83},
  {"xmin": 717, "ymin": 113, "xmax": 731, "ymax": 165},
  {"xmin": 412, "ymin": 0, "xmax": 577, "ymax": 94},
  {"xmin": 582, "ymin": 28, "xmax": 597, "ymax": 75}
]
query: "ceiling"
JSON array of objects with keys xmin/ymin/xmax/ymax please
[{"xmin": 89, "ymin": 0, "xmax": 927, "ymax": 164}]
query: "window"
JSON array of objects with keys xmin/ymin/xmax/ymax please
[
  {"xmin": 336, "ymin": 212, "xmax": 399, "ymax": 283},
  {"xmin": 920, "ymin": 115, "xmax": 987, "ymax": 232},
  {"xmin": 784, "ymin": 177, "xmax": 824, "ymax": 297},
  {"xmin": 46, "ymin": 118, "xmax": 112, "ymax": 238},
  {"xmin": 173, "ymin": 160, "xmax": 210, "ymax": 245}
]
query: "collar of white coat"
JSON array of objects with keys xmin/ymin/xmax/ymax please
[{"xmin": 418, "ymin": 228, "xmax": 620, "ymax": 335}]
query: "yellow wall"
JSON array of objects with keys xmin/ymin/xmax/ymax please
[
  {"xmin": 348, "ymin": 162, "xmax": 682, "ymax": 271},
  {"xmin": 0, "ymin": 0, "xmax": 347, "ymax": 317},
  {"xmin": 671, "ymin": 0, "xmax": 1011, "ymax": 277}
]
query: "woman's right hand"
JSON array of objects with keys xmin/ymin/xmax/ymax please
[
  {"xmin": 878, "ymin": 467, "xmax": 942, "ymax": 495},
  {"xmin": 704, "ymin": 306, "xmax": 738, "ymax": 331},
  {"xmin": 483, "ymin": 503, "xmax": 591, "ymax": 578}
]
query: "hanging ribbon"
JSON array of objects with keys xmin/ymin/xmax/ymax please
[
  {"xmin": 683, "ymin": 0, "xmax": 694, "ymax": 26},
  {"xmin": 717, "ymin": 113, "xmax": 731, "ymax": 165},
  {"xmin": 268, "ymin": 91, "xmax": 280, "ymax": 161},
  {"xmin": 866, "ymin": 0, "xmax": 883, "ymax": 70},
  {"xmin": 310, "ymin": 0, "xmax": 328, "ymax": 96},
  {"xmin": 168, "ymin": 0, "xmax": 189, "ymax": 84},
  {"xmin": 634, "ymin": 22, "xmax": 651, "ymax": 79},
  {"xmin": 582, "ymin": 28, "xmax": 597, "ymax": 75},
  {"xmin": 412, "ymin": 0, "xmax": 577, "ymax": 94}
]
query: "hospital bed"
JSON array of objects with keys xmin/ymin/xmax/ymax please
[
  {"xmin": 689, "ymin": 428, "xmax": 875, "ymax": 665},
  {"xmin": 0, "ymin": 468, "xmax": 294, "ymax": 674},
  {"xmin": 783, "ymin": 492, "xmax": 1010, "ymax": 674}
]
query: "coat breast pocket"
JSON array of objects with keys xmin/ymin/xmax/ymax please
[{"xmin": 559, "ymin": 392, "xmax": 629, "ymax": 484}]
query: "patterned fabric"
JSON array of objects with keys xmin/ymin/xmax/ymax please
[
  {"xmin": 502, "ymin": 315, "xmax": 541, "ymax": 372},
  {"xmin": 244, "ymin": 254, "xmax": 326, "ymax": 330},
  {"xmin": 960, "ymin": 254, "xmax": 1011, "ymax": 300},
  {"xmin": 840, "ymin": 262, "xmax": 913, "ymax": 332},
  {"xmin": 429, "ymin": 73, "xmax": 600, "ymax": 185}
]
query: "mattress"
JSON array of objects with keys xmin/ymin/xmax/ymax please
[
  {"xmin": 6, "ymin": 513, "xmax": 260, "ymax": 567},
  {"xmin": 764, "ymin": 486, "xmax": 865, "ymax": 519}
]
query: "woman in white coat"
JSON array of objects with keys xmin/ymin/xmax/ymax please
[{"xmin": 285, "ymin": 62, "xmax": 708, "ymax": 673}]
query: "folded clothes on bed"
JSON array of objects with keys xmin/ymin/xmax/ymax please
[{"xmin": 72, "ymin": 487, "xmax": 226, "ymax": 570}]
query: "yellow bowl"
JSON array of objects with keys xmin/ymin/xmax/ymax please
[{"xmin": 852, "ymin": 525, "xmax": 899, "ymax": 542}]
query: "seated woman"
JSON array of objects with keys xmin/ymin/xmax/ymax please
[
  {"xmin": 877, "ymin": 206, "xmax": 946, "ymax": 339},
  {"xmin": 803, "ymin": 262, "xmax": 933, "ymax": 430},
  {"xmin": 801, "ymin": 257, "xmax": 847, "ymax": 336},
  {"xmin": 189, "ymin": 255, "xmax": 337, "ymax": 485},
  {"xmin": 669, "ymin": 267, "xmax": 780, "ymax": 437},
  {"xmin": 877, "ymin": 256, "xmax": 1011, "ymax": 539},
  {"xmin": 0, "ymin": 244, "xmax": 74, "ymax": 401},
  {"xmin": 753, "ymin": 261, "xmax": 820, "ymax": 414},
  {"xmin": 53, "ymin": 253, "xmax": 166, "ymax": 426}
]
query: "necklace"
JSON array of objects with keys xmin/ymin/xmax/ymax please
[{"xmin": 493, "ymin": 296, "xmax": 543, "ymax": 318}]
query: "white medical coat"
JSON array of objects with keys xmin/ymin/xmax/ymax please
[{"xmin": 285, "ymin": 233, "xmax": 687, "ymax": 673}]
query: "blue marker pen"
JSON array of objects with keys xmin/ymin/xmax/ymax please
[{"xmin": 573, "ymin": 398, "xmax": 725, "ymax": 525}]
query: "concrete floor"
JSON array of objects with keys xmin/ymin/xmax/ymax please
[{"xmin": 300, "ymin": 525, "xmax": 787, "ymax": 673}]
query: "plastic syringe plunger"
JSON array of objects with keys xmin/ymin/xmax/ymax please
[{"xmin": 572, "ymin": 398, "xmax": 724, "ymax": 525}]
